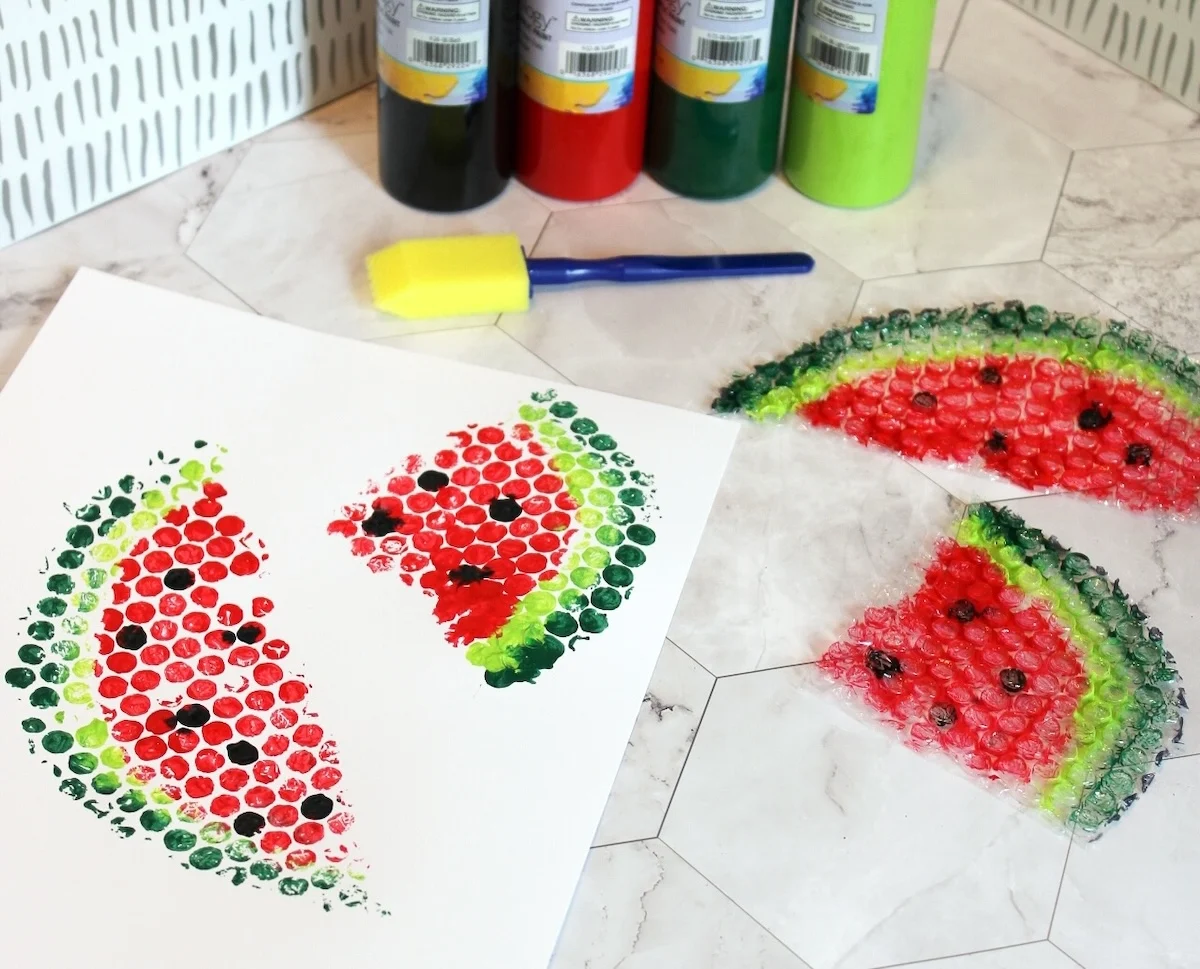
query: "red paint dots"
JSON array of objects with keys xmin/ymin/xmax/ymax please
[
  {"xmin": 184, "ymin": 520, "xmax": 214, "ymax": 541},
  {"xmin": 99, "ymin": 676, "xmax": 128, "ymax": 698},
  {"xmin": 278, "ymin": 778, "xmax": 306, "ymax": 802},
  {"xmin": 175, "ymin": 544, "xmax": 204, "ymax": 566},
  {"xmin": 293, "ymin": 724, "xmax": 324, "ymax": 747},
  {"xmin": 126, "ymin": 602, "xmax": 155, "ymax": 624},
  {"xmin": 252, "ymin": 596, "xmax": 274, "ymax": 617},
  {"xmin": 185, "ymin": 777, "xmax": 214, "ymax": 798},
  {"xmin": 146, "ymin": 710, "xmax": 177, "ymax": 735},
  {"xmin": 163, "ymin": 507, "xmax": 189, "ymax": 526},
  {"xmin": 173, "ymin": 636, "xmax": 201, "ymax": 659},
  {"xmin": 246, "ymin": 690, "xmax": 275, "ymax": 711},
  {"xmin": 268, "ymin": 804, "xmax": 299, "ymax": 827},
  {"xmin": 182, "ymin": 612, "xmax": 211, "ymax": 633},
  {"xmin": 278, "ymin": 680, "xmax": 308, "ymax": 704},
  {"xmin": 130, "ymin": 670, "xmax": 160, "ymax": 692},
  {"xmin": 210, "ymin": 795, "xmax": 240, "ymax": 817},
  {"xmin": 216, "ymin": 516, "xmax": 246, "ymax": 536},
  {"xmin": 106, "ymin": 652, "xmax": 136, "ymax": 673},
  {"xmin": 217, "ymin": 604, "xmax": 244, "ymax": 626},
  {"xmin": 140, "ymin": 644, "xmax": 169, "ymax": 666},
  {"xmin": 153, "ymin": 527, "xmax": 182, "ymax": 547},
  {"xmin": 191, "ymin": 586, "xmax": 219, "ymax": 608},
  {"xmin": 120, "ymin": 694, "xmax": 152, "ymax": 716},
  {"xmin": 262, "ymin": 639, "xmax": 290, "ymax": 660},
  {"xmin": 271, "ymin": 708, "xmax": 299, "ymax": 729},
  {"xmin": 206, "ymin": 537, "xmax": 235, "ymax": 558},
  {"xmin": 136, "ymin": 576, "xmax": 164, "ymax": 597},
  {"xmin": 229, "ymin": 646, "xmax": 259, "ymax": 667},
  {"xmin": 197, "ymin": 654, "xmax": 225, "ymax": 675},
  {"xmin": 294, "ymin": 822, "xmax": 325, "ymax": 845},
  {"xmin": 198, "ymin": 562, "xmax": 227, "ymax": 583},
  {"xmin": 144, "ymin": 551, "xmax": 173, "ymax": 573},
  {"xmin": 261, "ymin": 734, "xmax": 290, "ymax": 757},
  {"xmin": 168, "ymin": 730, "xmax": 200, "ymax": 754},
  {"xmin": 150, "ymin": 620, "xmax": 178, "ymax": 641},
  {"xmin": 219, "ymin": 768, "xmax": 249, "ymax": 791},
  {"xmin": 230, "ymin": 552, "xmax": 262, "ymax": 577},
  {"xmin": 311, "ymin": 767, "xmax": 342, "ymax": 790},
  {"xmin": 188, "ymin": 679, "xmax": 218, "ymax": 700},
  {"xmin": 112, "ymin": 720, "xmax": 143, "ymax": 742},
  {"xmin": 286, "ymin": 750, "xmax": 317, "ymax": 773},
  {"xmin": 286, "ymin": 849, "xmax": 317, "ymax": 869},
  {"xmin": 134, "ymin": 737, "xmax": 167, "ymax": 761},
  {"xmin": 159, "ymin": 594, "xmax": 186, "ymax": 617},
  {"xmin": 161, "ymin": 756, "xmax": 190, "ymax": 779},
  {"xmin": 164, "ymin": 661, "xmax": 194, "ymax": 683},
  {"xmin": 204, "ymin": 630, "xmax": 234, "ymax": 651},
  {"xmin": 434, "ymin": 449, "xmax": 458, "ymax": 468},
  {"xmin": 213, "ymin": 697, "xmax": 243, "ymax": 719},
  {"xmin": 254, "ymin": 760, "xmax": 281, "ymax": 783},
  {"xmin": 194, "ymin": 498, "xmax": 223, "ymax": 518},
  {"xmin": 253, "ymin": 662, "xmax": 283, "ymax": 686},
  {"xmin": 245, "ymin": 786, "xmax": 275, "ymax": 808},
  {"xmin": 201, "ymin": 722, "xmax": 233, "ymax": 745},
  {"xmin": 236, "ymin": 715, "xmax": 266, "ymax": 737}
]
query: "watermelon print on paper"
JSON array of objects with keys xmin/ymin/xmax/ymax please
[
  {"xmin": 714, "ymin": 304, "xmax": 1200, "ymax": 514},
  {"xmin": 328, "ymin": 390, "xmax": 657, "ymax": 688},
  {"xmin": 3, "ymin": 443, "xmax": 370, "ymax": 910},
  {"xmin": 819, "ymin": 503, "xmax": 1184, "ymax": 836}
]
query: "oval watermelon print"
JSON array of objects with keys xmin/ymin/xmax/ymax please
[
  {"xmin": 715, "ymin": 304, "xmax": 1200, "ymax": 514},
  {"xmin": 328, "ymin": 390, "xmax": 657, "ymax": 688},
  {"xmin": 819, "ymin": 503, "xmax": 1185, "ymax": 836},
  {"xmin": 4, "ymin": 443, "xmax": 370, "ymax": 909}
]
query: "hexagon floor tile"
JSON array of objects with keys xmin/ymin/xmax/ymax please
[
  {"xmin": 945, "ymin": 0, "xmax": 1198, "ymax": 150},
  {"xmin": 661, "ymin": 666, "xmax": 1068, "ymax": 969},
  {"xmin": 1045, "ymin": 141, "xmax": 1200, "ymax": 353},
  {"xmin": 747, "ymin": 73, "xmax": 1070, "ymax": 279}
]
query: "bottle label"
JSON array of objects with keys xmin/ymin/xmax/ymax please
[
  {"xmin": 377, "ymin": 0, "xmax": 489, "ymax": 107},
  {"xmin": 654, "ymin": 0, "xmax": 775, "ymax": 103},
  {"xmin": 794, "ymin": 0, "xmax": 887, "ymax": 114},
  {"xmin": 518, "ymin": 0, "xmax": 638, "ymax": 114}
]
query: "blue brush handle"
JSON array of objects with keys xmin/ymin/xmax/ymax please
[{"xmin": 525, "ymin": 252, "xmax": 814, "ymax": 289}]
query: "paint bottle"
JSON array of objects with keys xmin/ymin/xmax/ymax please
[
  {"xmin": 783, "ymin": 0, "xmax": 935, "ymax": 208},
  {"xmin": 645, "ymin": 0, "xmax": 795, "ymax": 200},
  {"xmin": 515, "ymin": 0, "xmax": 654, "ymax": 201},
  {"xmin": 376, "ymin": 0, "xmax": 517, "ymax": 212}
]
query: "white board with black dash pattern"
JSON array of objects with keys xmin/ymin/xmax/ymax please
[
  {"xmin": 0, "ymin": 0, "xmax": 377, "ymax": 249},
  {"xmin": 1006, "ymin": 0, "xmax": 1200, "ymax": 112}
]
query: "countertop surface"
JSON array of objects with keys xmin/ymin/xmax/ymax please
[{"xmin": 3, "ymin": 2, "xmax": 1200, "ymax": 967}]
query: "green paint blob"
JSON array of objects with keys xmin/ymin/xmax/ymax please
[
  {"xmin": 36, "ymin": 597, "xmax": 67, "ymax": 618},
  {"xmin": 17, "ymin": 644, "xmax": 45, "ymax": 664},
  {"xmin": 577, "ymin": 452, "xmax": 605, "ymax": 470},
  {"xmin": 201, "ymin": 822, "xmax": 232, "ymax": 844},
  {"xmin": 595, "ymin": 525, "xmax": 624, "ymax": 547},
  {"xmin": 602, "ymin": 564, "xmax": 634, "ymax": 588},
  {"xmin": 142, "ymin": 489, "xmax": 166, "ymax": 510},
  {"xmin": 68, "ymin": 752, "xmax": 99, "ymax": 774},
  {"xmin": 565, "ymin": 469, "xmax": 595, "ymax": 491},
  {"xmin": 28, "ymin": 621, "xmax": 55, "ymax": 641},
  {"xmin": 570, "ymin": 567, "xmax": 599, "ymax": 590},
  {"xmin": 140, "ymin": 809, "xmax": 172, "ymax": 832},
  {"xmin": 582, "ymin": 547, "xmax": 610, "ymax": 569},
  {"xmin": 75, "ymin": 592, "xmax": 99, "ymax": 613},
  {"xmin": 46, "ymin": 574, "xmax": 74, "ymax": 594},
  {"xmin": 227, "ymin": 838, "xmax": 258, "ymax": 862},
  {"xmin": 179, "ymin": 460, "xmax": 206, "ymax": 483},
  {"xmin": 250, "ymin": 860, "xmax": 281, "ymax": 882},
  {"xmin": 617, "ymin": 487, "xmax": 645, "ymax": 507},
  {"xmin": 70, "ymin": 659, "xmax": 93, "ymax": 678},
  {"xmin": 588, "ymin": 488, "xmax": 615, "ymax": 508},
  {"xmin": 631, "ymin": 470, "xmax": 653, "ymax": 486},
  {"xmin": 607, "ymin": 505, "xmax": 635, "ymax": 526},
  {"xmin": 558, "ymin": 589, "xmax": 585, "ymax": 611},
  {"xmin": 570, "ymin": 417, "xmax": 599, "ymax": 436},
  {"xmin": 40, "ymin": 663, "xmax": 70, "ymax": 684},
  {"xmin": 60, "ymin": 616, "xmax": 88, "ymax": 635},
  {"xmin": 598, "ymin": 468, "xmax": 626, "ymax": 487},
  {"xmin": 90, "ymin": 543, "xmax": 118, "ymax": 563},
  {"xmin": 42, "ymin": 730, "xmax": 73, "ymax": 754},
  {"xmin": 101, "ymin": 746, "xmax": 127, "ymax": 769},
  {"xmin": 591, "ymin": 587, "xmax": 622, "ymax": 611},
  {"xmin": 310, "ymin": 867, "xmax": 343, "ymax": 890},
  {"xmin": 523, "ymin": 591, "xmax": 556, "ymax": 616},
  {"xmin": 589, "ymin": 434, "xmax": 617, "ymax": 451},
  {"xmin": 579, "ymin": 609, "xmax": 609, "ymax": 634},
  {"xmin": 117, "ymin": 474, "xmax": 136, "ymax": 493},
  {"xmin": 63, "ymin": 682, "xmax": 92, "ymax": 704},
  {"xmin": 611, "ymin": 452, "xmax": 635, "ymax": 467},
  {"xmin": 164, "ymin": 829, "xmax": 197, "ymax": 851},
  {"xmin": 51, "ymin": 640, "xmax": 80, "ymax": 660},
  {"xmin": 108, "ymin": 496, "xmax": 136, "ymax": 518},
  {"xmin": 56, "ymin": 550, "xmax": 85, "ymax": 569},
  {"xmin": 279, "ymin": 877, "xmax": 309, "ymax": 897},
  {"xmin": 549, "ymin": 400, "xmax": 578, "ymax": 418},
  {"xmin": 545, "ymin": 612, "xmax": 579, "ymax": 637},
  {"xmin": 59, "ymin": 778, "xmax": 87, "ymax": 800},
  {"xmin": 540, "ymin": 572, "xmax": 568, "ymax": 592},
  {"xmin": 627, "ymin": 524, "xmax": 657, "ymax": 546},
  {"xmin": 21, "ymin": 717, "xmax": 45, "ymax": 733},
  {"xmin": 130, "ymin": 511, "xmax": 157, "ymax": 531},
  {"xmin": 576, "ymin": 508, "xmax": 603, "ymax": 528},
  {"xmin": 92, "ymin": 772, "xmax": 121, "ymax": 795},
  {"xmin": 82, "ymin": 568, "xmax": 107, "ymax": 590},
  {"xmin": 5, "ymin": 667, "xmax": 35, "ymax": 688},
  {"xmin": 76, "ymin": 719, "xmax": 108, "ymax": 748},
  {"xmin": 29, "ymin": 686, "xmax": 60, "ymax": 708},
  {"xmin": 116, "ymin": 790, "xmax": 146, "ymax": 812},
  {"xmin": 66, "ymin": 525, "xmax": 94, "ymax": 548},
  {"xmin": 189, "ymin": 847, "xmax": 223, "ymax": 870},
  {"xmin": 75, "ymin": 503, "xmax": 102, "ymax": 522},
  {"xmin": 518, "ymin": 404, "xmax": 548, "ymax": 421}
]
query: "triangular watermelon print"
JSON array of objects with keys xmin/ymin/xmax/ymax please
[
  {"xmin": 3, "ymin": 443, "xmax": 371, "ymax": 909},
  {"xmin": 329, "ymin": 390, "xmax": 657, "ymax": 687},
  {"xmin": 819, "ymin": 503, "xmax": 1185, "ymax": 836},
  {"xmin": 715, "ymin": 304, "xmax": 1200, "ymax": 514}
]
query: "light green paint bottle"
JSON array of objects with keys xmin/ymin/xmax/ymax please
[{"xmin": 783, "ymin": 0, "xmax": 936, "ymax": 208}]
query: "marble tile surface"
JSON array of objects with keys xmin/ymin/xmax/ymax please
[
  {"xmin": 551, "ymin": 839, "xmax": 810, "ymax": 969},
  {"xmin": 893, "ymin": 942, "xmax": 1082, "ymax": 969},
  {"xmin": 945, "ymin": 0, "xmax": 1199, "ymax": 150},
  {"xmin": 1044, "ymin": 141, "xmax": 1200, "ymax": 353},
  {"xmin": 749, "ymin": 74, "xmax": 1071, "ymax": 279},
  {"xmin": 670, "ymin": 422, "xmax": 957, "ymax": 675},
  {"xmin": 373, "ymin": 323, "xmax": 565, "ymax": 381},
  {"xmin": 930, "ymin": 0, "xmax": 967, "ymax": 69},
  {"xmin": 662, "ymin": 666, "xmax": 1069, "ymax": 969},
  {"xmin": 1051, "ymin": 756, "xmax": 1200, "ymax": 969}
]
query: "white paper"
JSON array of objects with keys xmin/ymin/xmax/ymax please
[{"xmin": 0, "ymin": 269, "xmax": 737, "ymax": 969}]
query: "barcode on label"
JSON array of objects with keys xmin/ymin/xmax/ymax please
[
  {"xmin": 805, "ymin": 31, "xmax": 873, "ymax": 77},
  {"xmin": 692, "ymin": 35, "xmax": 763, "ymax": 66},
  {"xmin": 562, "ymin": 45, "xmax": 630, "ymax": 77},
  {"xmin": 409, "ymin": 37, "xmax": 480, "ymax": 68}
]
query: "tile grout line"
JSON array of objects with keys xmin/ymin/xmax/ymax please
[
  {"xmin": 653, "ymin": 677, "xmax": 718, "ymax": 840},
  {"xmin": 181, "ymin": 252, "xmax": 261, "ymax": 314},
  {"xmin": 1049, "ymin": 938, "xmax": 1090, "ymax": 969},
  {"xmin": 936, "ymin": 0, "xmax": 971, "ymax": 71},
  {"xmin": 715, "ymin": 659, "xmax": 817, "ymax": 681},
  {"xmin": 589, "ymin": 835, "xmax": 660, "ymax": 850},
  {"xmin": 868, "ymin": 939, "xmax": 1050, "ymax": 969},
  {"xmin": 664, "ymin": 636, "xmax": 717, "ymax": 679},
  {"xmin": 1045, "ymin": 826, "xmax": 1075, "ymax": 939},
  {"xmin": 1039, "ymin": 150, "xmax": 1075, "ymax": 262}
]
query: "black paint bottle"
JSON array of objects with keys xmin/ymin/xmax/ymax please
[{"xmin": 377, "ymin": 0, "xmax": 517, "ymax": 212}]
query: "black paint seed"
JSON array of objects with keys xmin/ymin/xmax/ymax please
[
  {"xmin": 216, "ymin": 630, "xmax": 237, "ymax": 646},
  {"xmin": 237, "ymin": 622, "xmax": 265, "ymax": 644},
  {"xmin": 999, "ymin": 668, "xmax": 1027, "ymax": 693},
  {"xmin": 163, "ymin": 568, "xmax": 195, "ymax": 591},
  {"xmin": 1078, "ymin": 402, "xmax": 1113, "ymax": 431},
  {"xmin": 301, "ymin": 794, "xmax": 334, "ymax": 820},
  {"xmin": 448, "ymin": 564, "xmax": 494, "ymax": 585},
  {"xmin": 116, "ymin": 625, "xmax": 147, "ymax": 651},
  {"xmin": 361, "ymin": 506, "xmax": 403, "ymax": 536},
  {"xmin": 912, "ymin": 391, "xmax": 938, "ymax": 410},
  {"xmin": 985, "ymin": 430, "xmax": 1007, "ymax": 452},
  {"xmin": 979, "ymin": 366, "xmax": 1002, "ymax": 386},
  {"xmin": 488, "ymin": 496, "xmax": 522, "ymax": 522},
  {"xmin": 233, "ymin": 812, "xmax": 265, "ymax": 837},
  {"xmin": 175, "ymin": 704, "xmax": 211, "ymax": 728},
  {"xmin": 417, "ymin": 470, "xmax": 450, "ymax": 492},
  {"xmin": 865, "ymin": 649, "xmax": 902, "ymax": 679},
  {"xmin": 1126, "ymin": 443, "xmax": 1153, "ymax": 467},
  {"xmin": 948, "ymin": 599, "xmax": 976, "ymax": 623},
  {"xmin": 226, "ymin": 741, "xmax": 259, "ymax": 765},
  {"xmin": 929, "ymin": 703, "xmax": 958, "ymax": 728}
]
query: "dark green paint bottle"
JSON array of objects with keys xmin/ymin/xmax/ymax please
[{"xmin": 645, "ymin": 0, "xmax": 795, "ymax": 200}]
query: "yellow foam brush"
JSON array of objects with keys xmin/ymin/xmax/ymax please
[{"xmin": 367, "ymin": 234, "xmax": 815, "ymax": 320}]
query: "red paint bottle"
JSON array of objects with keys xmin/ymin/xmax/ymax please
[{"xmin": 516, "ymin": 0, "xmax": 653, "ymax": 201}]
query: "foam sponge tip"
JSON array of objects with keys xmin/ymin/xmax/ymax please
[{"xmin": 366, "ymin": 233, "xmax": 531, "ymax": 320}]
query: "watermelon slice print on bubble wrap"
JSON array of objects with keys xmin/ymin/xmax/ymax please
[
  {"xmin": 3, "ymin": 442, "xmax": 372, "ymax": 910},
  {"xmin": 328, "ymin": 390, "xmax": 658, "ymax": 688},
  {"xmin": 714, "ymin": 303, "xmax": 1200, "ymax": 515},
  {"xmin": 819, "ymin": 503, "xmax": 1184, "ymax": 837}
]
